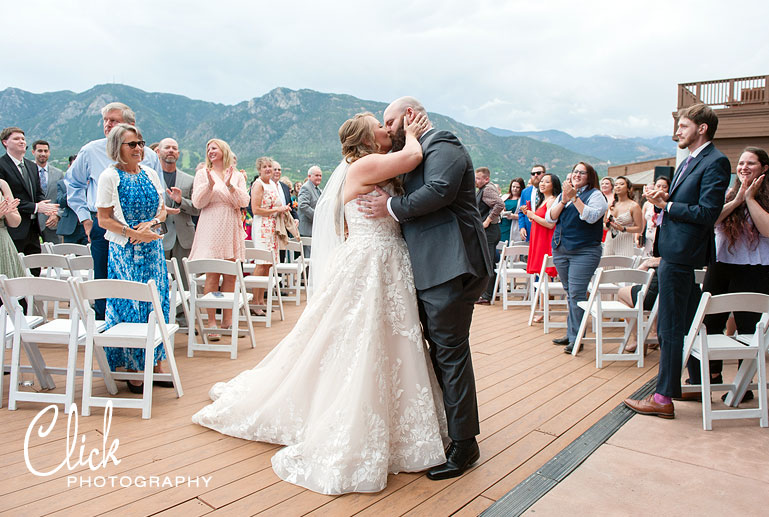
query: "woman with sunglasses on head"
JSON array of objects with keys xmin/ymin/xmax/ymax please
[
  {"xmin": 546, "ymin": 162, "xmax": 608, "ymax": 353},
  {"xmin": 95, "ymin": 123, "xmax": 171, "ymax": 393}
]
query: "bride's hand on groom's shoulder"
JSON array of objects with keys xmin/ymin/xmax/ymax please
[
  {"xmin": 357, "ymin": 186, "xmax": 391, "ymax": 219},
  {"xmin": 405, "ymin": 113, "xmax": 429, "ymax": 140}
]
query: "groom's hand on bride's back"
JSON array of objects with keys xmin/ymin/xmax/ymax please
[{"xmin": 357, "ymin": 186, "xmax": 391, "ymax": 219}]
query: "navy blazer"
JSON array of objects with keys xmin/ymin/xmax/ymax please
[
  {"xmin": 657, "ymin": 143, "xmax": 730, "ymax": 267},
  {"xmin": 56, "ymin": 178, "xmax": 80, "ymax": 236},
  {"xmin": 0, "ymin": 154, "xmax": 45, "ymax": 242}
]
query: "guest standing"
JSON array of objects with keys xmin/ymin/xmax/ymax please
[
  {"xmin": 640, "ymin": 176, "xmax": 670, "ymax": 256},
  {"xmin": 603, "ymin": 176, "xmax": 643, "ymax": 256},
  {"xmin": 31, "ymin": 140, "xmax": 64, "ymax": 244},
  {"xmin": 95, "ymin": 124, "xmax": 170, "ymax": 393},
  {"xmin": 520, "ymin": 173, "xmax": 560, "ymax": 278},
  {"xmin": 546, "ymin": 162, "xmax": 608, "ymax": 353},
  {"xmin": 624, "ymin": 104, "xmax": 730, "ymax": 419},
  {"xmin": 500, "ymin": 177, "xmax": 524, "ymax": 243},
  {"xmin": 250, "ymin": 156, "xmax": 291, "ymax": 312},
  {"xmin": 518, "ymin": 165, "xmax": 545, "ymax": 242},
  {"xmin": 681, "ymin": 147, "xmax": 769, "ymax": 403},
  {"xmin": 298, "ymin": 166, "xmax": 322, "ymax": 257},
  {"xmin": 0, "ymin": 179, "xmax": 23, "ymax": 279},
  {"xmin": 189, "ymin": 139, "xmax": 250, "ymax": 339},
  {"xmin": 475, "ymin": 167, "xmax": 505, "ymax": 305}
]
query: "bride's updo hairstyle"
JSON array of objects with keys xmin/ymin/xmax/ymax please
[{"xmin": 340, "ymin": 112, "xmax": 379, "ymax": 163}]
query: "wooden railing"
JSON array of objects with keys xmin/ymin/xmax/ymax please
[{"xmin": 677, "ymin": 75, "xmax": 769, "ymax": 109}]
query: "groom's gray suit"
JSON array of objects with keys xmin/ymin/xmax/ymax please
[{"xmin": 390, "ymin": 128, "xmax": 492, "ymax": 441}]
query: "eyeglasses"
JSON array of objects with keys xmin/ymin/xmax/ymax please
[
  {"xmin": 531, "ymin": 171, "xmax": 544, "ymax": 176},
  {"xmin": 572, "ymin": 170, "xmax": 589, "ymax": 176},
  {"xmin": 122, "ymin": 140, "xmax": 146, "ymax": 149}
]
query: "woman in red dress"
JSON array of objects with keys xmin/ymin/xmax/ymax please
[{"xmin": 521, "ymin": 173, "xmax": 561, "ymax": 278}]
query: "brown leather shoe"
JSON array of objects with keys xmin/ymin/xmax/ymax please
[{"xmin": 623, "ymin": 394, "xmax": 674, "ymax": 419}]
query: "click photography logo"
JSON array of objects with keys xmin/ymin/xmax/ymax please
[{"xmin": 24, "ymin": 401, "xmax": 212, "ymax": 489}]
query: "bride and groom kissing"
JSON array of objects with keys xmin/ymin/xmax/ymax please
[{"xmin": 192, "ymin": 96, "xmax": 494, "ymax": 495}]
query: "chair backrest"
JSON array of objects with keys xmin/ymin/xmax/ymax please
[
  {"xmin": 51, "ymin": 243, "xmax": 91, "ymax": 256},
  {"xmin": 244, "ymin": 239, "xmax": 256, "ymax": 249},
  {"xmin": 702, "ymin": 292, "xmax": 769, "ymax": 317},
  {"xmin": 285, "ymin": 240, "xmax": 303, "ymax": 254},
  {"xmin": 20, "ymin": 253, "xmax": 70, "ymax": 272},
  {"xmin": 67, "ymin": 255, "xmax": 94, "ymax": 281},
  {"xmin": 593, "ymin": 268, "xmax": 652, "ymax": 287},
  {"xmin": 245, "ymin": 248, "xmax": 274, "ymax": 265},
  {"xmin": 0, "ymin": 276, "xmax": 74, "ymax": 328},
  {"xmin": 183, "ymin": 258, "xmax": 242, "ymax": 277},
  {"xmin": 598, "ymin": 255, "xmax": 636, "ymax": 270},
  {"xmin": 166, "ymin": 258, "xmax": 185, "ymax": 291},
  {"xmin": 300, "ymin": 236, "xmax": 312, "ymax": 247},
  {"xmin": 502, "ymin": 244, "xmax": 529, "ymax": 258}
]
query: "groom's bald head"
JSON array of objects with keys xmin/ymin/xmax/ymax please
[{"xmin": 383, "ymin": 97, "xmax": 429, "ymax": 152}]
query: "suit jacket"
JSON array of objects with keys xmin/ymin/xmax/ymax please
[
  {"xmin": 0, "ymin": 154, "xmax": 45, "ymax": 242},
  {"xmin": 657, "ymin": 143, "xmax": 731, "ymax": 267},
  {"xmin": 298, "ymin": 181, "xmax": 321, "ymax": 236},
  {"xmin": 36, "ymin": 164, "xmax": 63, "ymax": 240},
  {"xmin": 277, "ymin": 181, "xmax": 298, "ymax": 220},
  {"xmin": 390, "ymin": 129, "xmax": 493, "ymax": 291},
  {"xmin": 56, "ymin": 178, "xmax": 81, "ymax": 236},
  {"xmin": 163, "ymin": 169, "xmax": 199, "ymax": 251}
]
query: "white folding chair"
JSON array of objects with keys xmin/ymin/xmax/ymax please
[
  {"xmin": 490, "ymin": 243, "xmax": 532, "ymax": 309},
  {"xmin": 66, "ymin": 254, "xmax": 94, "ymax": 281},
  {"xmin": 20, "ymin": 252, "xmax": 73, "ymax": 318},
  {"xmin": 74, "ymin": 278, "xmax": 182, "ymax": 419},
  {"xmin": 50, "ymin": 242, "xmax": 91, "ymax": 256},
  {"xmin": 166, "ymin": 258, "xmax": 191, "ymax": 331},
  {"xmin": 275, "ymin": 240, "xmax": 308, "ymax": 305},
  {"xmin": 300, "ymin": 236, "xmax": 312, "ymax": 297},
  {"xmin": 0, "ymin": 276, "xmax": 107, "ymax": 412},
  {"xmin": 680, "ymin": 292, "xmax": 769, "ymax": 430},
  {"xmin": 243, "ymin": 248, "xmax": 285, "ymax": 326},
  {"xmin": 0, "ymin": 278, "xmax": 46, "ymax": 409},
  {"xmin": 572, "ymin": 268, "xmax": 654, "ymax": 367},
  {"xmin": 183, "ymin": 258, "xmax": 256, "ymax": 359},
  {"xmin": 528, "ymin": 254, "xmax": 567, "ymax": 333}
]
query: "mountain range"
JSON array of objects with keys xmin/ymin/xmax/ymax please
[{"xmin": 0, "ymin": 84, "xmax": 672, "ymax": 184}]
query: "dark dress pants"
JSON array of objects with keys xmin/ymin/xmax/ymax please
[
  {"xmin": 687, "ymin": 261, "xmax": 769, "ymax": 383},
  {"xmin": 417, "ymin": 273, "xmax": 488, "ymax": 441},
  {"xmin": 481, "ymin": 224, "xmax": 500, "ymax": 300},
  {"xmin": 88, "ymin": 212, "xmax": 109, "ymax": 320},
  {"xmin": 656, "ymin": 259, "xmax": 701, "ymax": 398},
  {"xmin": 12, "ymin": 221, "xmax": 42, "ymax": 276}
]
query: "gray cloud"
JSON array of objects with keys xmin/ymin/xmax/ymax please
[{"xmin": 4, "ymin": 0, "xmax": 768, "ymax": 138}]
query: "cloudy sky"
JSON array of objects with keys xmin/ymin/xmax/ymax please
[{"xmin": 3, "ymin": 0, "xmax": 767, "ymax": 138}]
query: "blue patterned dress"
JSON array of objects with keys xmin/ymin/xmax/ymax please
[{"xmin": 104, "ymin": 166, "xmax": 170, "ymax": 371}]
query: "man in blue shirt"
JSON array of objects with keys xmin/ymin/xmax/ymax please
[
  {"xmin": 518, "ymin": 164, "xmax": 545, "ymax": 242},
  {"xmin": 65, "ymin": 102, "xmax": 162, "ymax": 319}
]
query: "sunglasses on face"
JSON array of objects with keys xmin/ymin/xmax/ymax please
[{"xmin": 122, "ymin": 140, "xmax": 146, "ymax": 149}]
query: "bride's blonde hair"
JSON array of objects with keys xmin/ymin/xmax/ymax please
[{"xmin": 339, "ymin": 112, "xmax": 379, "ymax": 163}]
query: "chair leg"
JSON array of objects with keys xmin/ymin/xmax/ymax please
[
  {"xmin": 758, "ymin": 343, "xmax": 768, "ymax": 428},
  {"xmin": 701, "ymin": 343, "xmax": 712, "ymax": 431},
  {"xmin": 595, "ymin": 311, "xmax": 603, "ymax": 368},
  {"xmin": 64, "ymin": 332, "xmax": 79, "ymax": 413},
  {"xmin": 141, "ymin": 343, "xmax": 154, "ymax": 420},
  {"xmin": 81, "ymin": 339, "xmax": 95, "ymax": 417},
  {"xmin": 7, "ymin": 332, "xmax": 22, "ymax": 411}
]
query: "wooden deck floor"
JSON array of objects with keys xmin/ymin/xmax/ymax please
[{"xmin": 0, "ymin": 297, "xmax": 660, "ymax": 516}]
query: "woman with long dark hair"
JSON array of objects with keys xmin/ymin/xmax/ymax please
[
  {"xmin": 683, "ymin": 147, "xmax": 769, "ymax": 402},
  {"xmin": 500, "ymin": 177, "xmax": 524, "ymax": 242},
  {"xmin": 603, "ymin": 175, "xmax": 643, "ymax": 256},
  {"xmin": 545, "ymin": 162, "xmax": 608, "ymax": 353}
]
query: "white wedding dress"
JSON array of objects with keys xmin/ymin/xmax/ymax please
[{"xmin": 192, "ymin": 186, "xmax": 448, "ymax": 495}]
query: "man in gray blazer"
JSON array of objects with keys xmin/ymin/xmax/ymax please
[
  {"xmin": 360, "ymin": 97, "xmax": 493, "ymax": 481},
  {"xmin": 31, "ymin": 140, "xmax": 63, "ymax": 243},
  {"xmin": 157, "ymin": 138, "xmax": 198, "ymax": 273},
  {"xmin": 298, "ymin": 165, "xmax": 322, "ymax": 256}
]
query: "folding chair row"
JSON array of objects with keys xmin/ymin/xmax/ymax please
[
  {"xmin": 0, "ymin": 275, "xmax": 182, "ymax": 419},
  {"xmin": 528, "ymin": 254, "xmax": 567, "ymax": 333},
  {"xmin": 275, "ymin": 240, "xmax": 309, "ymax": 305},
  {"xmin": 490, "ymin": 243, "xmax": 532, "ymax": 309},
  {"xmin": 42, "ymin": 242, "xmax": 91, "ymax": 256}
]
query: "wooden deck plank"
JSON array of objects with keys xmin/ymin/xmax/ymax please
[{"xmin": 0, "ymin": 298, "xmax": 658, "ymax": 517}]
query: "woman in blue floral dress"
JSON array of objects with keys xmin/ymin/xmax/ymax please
[{"xmin": 96, "ymin": 123, "xmax": 171, "ymax": 393}]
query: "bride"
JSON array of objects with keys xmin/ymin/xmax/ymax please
[{"xmin": 192, "ymin": 111, "xmax": 448, "ymax": 495}]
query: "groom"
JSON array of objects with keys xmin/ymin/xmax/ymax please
[{"xmin": 359, "ymin": 97, "xmax": 493, "ymax": 480}]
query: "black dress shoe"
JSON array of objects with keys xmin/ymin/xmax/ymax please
[
  {"xmin": 564, "ymin": 343, "xmax": 574, "ymax": 354},
  {"xmin": 126, "ymin": 381, "xmax": 144, "ymax": 394},
  {"xmin": 427, "ymin": 439, "xmax": 480, "ymax": 480},
  {"xmin": 552, "ymin": 336, "xmax": 569, "ymax": 345},
  {"xmin": 153, "ymin": 380, "xmax": 174, "ymax": 388}
]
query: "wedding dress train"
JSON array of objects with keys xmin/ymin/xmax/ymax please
[{"xmin": 192, "ymin": 188, "xmax": 447, "ymax": 495}]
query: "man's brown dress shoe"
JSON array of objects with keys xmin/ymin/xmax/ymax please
[{"xmin": 623, "ymin": 394, "xmax": 674, "ymax": 419}]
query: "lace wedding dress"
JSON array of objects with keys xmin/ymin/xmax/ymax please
[{"xmin": 192, "ymin": 186, "xmax": 448, "ymax": 495}]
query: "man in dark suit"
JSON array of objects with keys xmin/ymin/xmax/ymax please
[
  {"xmin": 31, "ymin": 140, "xmax": 64, "ymax": 243},
  {"xmin": 0, "ymin": 127, "xmax": 58, "ymax": 259},
  {"xmin": 360, "ymin": 97, "xmax": 493, "ymax": 480},
  {"xmin": 298, "ymin": 166, "xmax": 322, "ymax": 257},
  {"xmin": 624, "ymin": 104, "xmax": 730, "ymax": 419}
]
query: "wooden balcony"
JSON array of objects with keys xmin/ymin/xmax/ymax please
[{"xmin": 677, "ymin": 75, "xmax": 769, "ymax": 110}]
